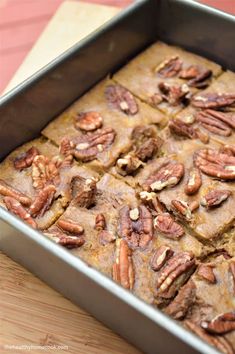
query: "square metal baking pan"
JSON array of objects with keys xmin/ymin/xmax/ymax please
[{"xmin": 0, "ymin": 1, "xmax": 235, "ymax": 353}]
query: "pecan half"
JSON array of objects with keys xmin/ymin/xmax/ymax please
[
  {"xmin": 196, "ymin": 110, "xmax": 232, "ymax": 137},
  {"xmin": 197, "ymin": 264, "xmax": 216, "ymax": 283},
  {"xmin": 204, "ymin": 109, "xmax": 235, "ymax": 129},
  {"xmin": 32, "ymin": 155, "xmax": 60, "ymax": 190},
  {"xmin": 71, "ymin": 176, "xmax": 97, "ymax": 208},
  {"xmin": 14, "ymin": 146, "xmax": 39, "ymax": 170},
  {"xmin": 29, "ymin": 185, "xmax": 56, "ymax": 217},
  {"xmin": 201, "ymin": 189, "xmax": 231, "ymax": 209},
  {"xmin": 74, "ymin": 111, "xmax": 103, "ymax": 131},
  {"xmin": 179, "ymin": 65, "xmax": 212, "ymax": 88},
  {"xmin": 0, "ymin": 179, "xmax": 31, "ymax": 206},
  {"xmin": 154, "ymin": 213, "xmax": 185, "ymax": 239},
  {"xmin": 143, "ymin": 161, "xmax": 184, "ymax": 192},
  {"xmin": 73, "ymin": 128, "xmax": 116, "ymax": 162},
  {"xmin": 192, "ymin": 93, "xmax": 235, "ymax": 109},
  {"xmin": 155, "ymin": 56, "xmax": 182, "ymax": 78},
  {"xmin": 194, "ymin": 148, "xmax": 235, "ymax": 180},
  {"xmin": 4, "ymin": 196, "xmax": 37, "ymax": 229},
  {"xmin": 118, "ymin": 205, "xmax": 153, "ymax": 249},
  {"xmin": 171, "ymin": 200, "xmax": 192, "ymax": 221},
  {"xmin": 230, "ymin": 262, "xmax": 235, "ymax": 295},
  {"xmin": 139, "ymin": 191, "xmax": 166, "ymax": 214},
  {"xmin": 112, "ymin": 239, "xmax": 134, "ymax": 290},
  {"xmin": 58, "ymin": 235, "xmax": 85, "ymax": 248},
  {"xmin": 158, "ymin": 82, "xmax": 190, "ymax": 106},
  {"xmin": 150, "ymin": 245, "xmax": 174, "ymax": 271},
  {"xmin": 165, "ymin": 280, "xmax": 196, "ymax": 320},
  {"xmin": 57, "ymin": 219, "xmax": 84, "ymax": 235},
  {"xmin": 185, "ymin": 321, "xmax": 234, "ymax": 354},
  {"xmin": 99, "ymin": 230, "xmax": 116, "ymax": 245},
  {"xmin": 116, "ymin": 154, "xmax": 143, "ymax": 176},
  {"xmin": 156, "ymin": 251, "xmax": 195, "ymax": 298},
  {"xmin": 105, "ymin": 84, "xmax": 138, "ymax": 115},
  {"xmin": 95, "ymin": 213, "xmax": 106, "ymax": 231},
  {"xmin": 185, "ymin": 168, "xmax": 202, "ymax": 195},
  {"xmin": 169, "ymin": 118, "xmax": 197, "ymax": 139},
  {"xmin": 201, "ymin": 312, "xmax": 235, "ymax": 335}
]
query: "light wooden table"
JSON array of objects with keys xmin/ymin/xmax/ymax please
[{"xmin": 0, "ymin": 2, "xmax": 141, "ymax": 353}]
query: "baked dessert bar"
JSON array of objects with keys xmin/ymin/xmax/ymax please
[{"xmin": 1, "ymin": 40, "xmax": 235, "ymax": 354}]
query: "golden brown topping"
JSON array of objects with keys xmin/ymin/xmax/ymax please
[
  {"xmin": 143, "ymin": 161, "xmax": 184, "ymax": 192},
  {"xmin": 74, "ymin": 111, "xmax": 103, "ymax": 131},
  {"xmin": 95, "ymin": 213, "xmax": 106, "ymax": 231},
  {"xmin": 57, "ymin": 219, "xmax": 84, "ymax": 235},
  {"xmin": 156, "ymin": 251, "xmax": 195, "ymax": 298},
  {"xmin": 4, "ymin": 196, "xmax": 37, "ymax": 229},
  {"xmin": 0, "ymin": 179, "xmax": 32, "ymax": 206},
  {"xmin": 112, "ymin": 239, "xmax": 134, "ymax": 290},
  {"xmin": 185, "ymin": 320, "xmax": 234, "ymax": 354},
  {"xmin": 169, "ymin": 118, "xmax": 197, "ymax": 139},
  {"xmin": 155, "ymin": 56, "xmax": 182, "ymax": 78},
  {"xmin": 201, "ymin": 312, "xmax": 235, "ymax": 335},
  {"xmin": 118, "ymin": 205, "xmax": 153, "ymax": 249},
  {"xmin": 32, "ymin": 155, "xmax": 60, "ymax": 190},
  {"xmin": 196, "ymin": 110, "xmax": 232, "ymax": 137},
  {"xmin": 154, "ymin": 213, "xmax": 185, "ymax": 239},
  {"xmin": 192, "ymin": 93, "xmax": 235, "ymax": 109},
  {"xmin": 73, "ymin": 128, "xmax": 116, "ymax": 162},
  {"xmin": 197, "ymin": 264, "xmax": 216, "ymax": 283},
  {"xmin": 201, "ymin": 189, "xmax": 231, "ymax": 209},
  {"xmin": 179, "ymin": 65, "xmax": 212, "ymax": 88},
  {"xmin": 194, "ymin": 148, "xmax": 235, "ymax": 180},
  {"xmin": 29, "ymin": 185, "xmax": 56, "ymax": 218},
  {"xmin": 105, "ymin": 84, "xmax": 138, "ymax": 115},
  {"xmin": 14, "ymin": 146, "xmax": 39, "ymax": 170},
  {"xmin": 71, "ymin": 176, "xmax": 97, "ymax": 208},
  {"xmin": 150, "ymin": 245, "xmax": 174, "ymax": 271},
  {"xmin": 185, "ymin": 168, "xmax": 202, "ymax": 195}
]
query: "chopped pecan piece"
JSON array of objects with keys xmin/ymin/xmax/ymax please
[
  {"xmin": 197, "ymin": 264, "xmax": 216, "ymax": 283},
  {"xmin": 0, "ymin": 179, "xmax": 31, "ymax": 206},
  {"xmin": 201, "ymin": 312, "xmax": 235, "ymax": 335},
  {"xmin": 118, "ymin": 205, "xmax": 153, "ymax": 249},
  {"xmin": 143, "ymin": 161, "xmax": 184, "ymax": 192},
  {"xmin": 158, "ymin": 82, "xmax": 190, "ymax": 106},
  {"xmin": 179, "ymin": 65, "xmax": 212, "ymax": 88},
  {"xmin": 29, "ymin": 185, "xmax": 56, "ymax": 217},
  {"xmin": 169, "ymin": 118, "xmax": 197, "ymax": 139},
  {"xmin": 116, "ymin": 154, "xmax": 143, "ymax": 176},
  {"xmin": 99, "ymin": 230, "xmax": 116, "ymax": 245},
  {"xmin": 57, "ymin": 219, "xmax": 84, "ymax": 235},
  {"xmin": 95, "ymin": 213, "xmax": 106, "ymax": 231},
  {"xmin": 230, "ymin": 262, "xmax": 235, "ymax": 295},
  {"xmin": 60, "ymin": 137, "xmax": 75, "ymax": 157},
  {"xmin": 192, "ymin": 93, "xmax": 235, "ymax": 109},
  {"xmin": 4, "ymin": 196, "xmax": 37, "ymax": 229},
  {"xmin": 165, "ymin": 280, "xmax": 196, "ymax": 319},
  {"xmin": 139, "ymin": 191, "xmax": 166, "ymax": 214},
  {"xmin": 194, "ymin": 127, "xmax": 210, "ymax": 144},
  {"xmin": 155, "ymin": 56, "xmax": 183, "ymax": 78},
  {"xmin": 154, "ymin": 213, "xmax": 185, "ymax": 239},
  {"xmin": 135, "ymin": 138, "xmax": 161, "ymax": 161},
  {"xmin": 171, "ymin": 200, "xmax": 192, "ymax": 221},
  {"xmin": 196, "ymin": 110, "xmax": 232, "ymax": 137},
  {"xmin": 71, "ymin": 176, "xmax": 97, "ymax": 208},
  {"xmin": 73, "ymin": 128, "xmax": 116, "ymax": 162},
  {"xmin": 185, "ymin": 168, "xmax": 202, "ymax": 195},
  {"xmin": 14, "ymin": 146, "xmax": 39, "ymax": 170},
  {"xmin": 105, "ymin": 84, "xmax": 138, "ymax": 115},
  {"xmin": 194, "ymin": 148, "xmax": 235, "ymax": 180},
  {"xmin": 150, "ymin": 245, "xmax": 174, "ymax": 271},
  {"xmin": 74, "ymin": 111, "xmax": 103, "ymax": 131},
  {"xmin": 112, "ymin": 239, "xmax": 134, "ymax": 290},
  {"xmin": 185, "ymin": 321, "xmax": 234, "ymax": 354},
  {"xmin": 32, "ymin": 155, "xmax": 60, "ymax": 190},
  {"xmin": 156, "ymin": 251, "xmax": 195, "ymax": 298},
  {"xmin": 201, "ymin": 189, "xmax": 231, "ymax": 209}
]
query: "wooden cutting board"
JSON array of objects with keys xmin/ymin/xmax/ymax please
[{"xmin": 0, "ymin": 2, "xmax": 141, "ymax": 353}]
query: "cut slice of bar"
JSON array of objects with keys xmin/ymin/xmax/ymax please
[
  {"xmin": 114, "ymin": 41, "xmax": 222, "ymax": 116},
  {"xmin": 42, "ymin": 78, "xmax": 165, "ymax": 173}
]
